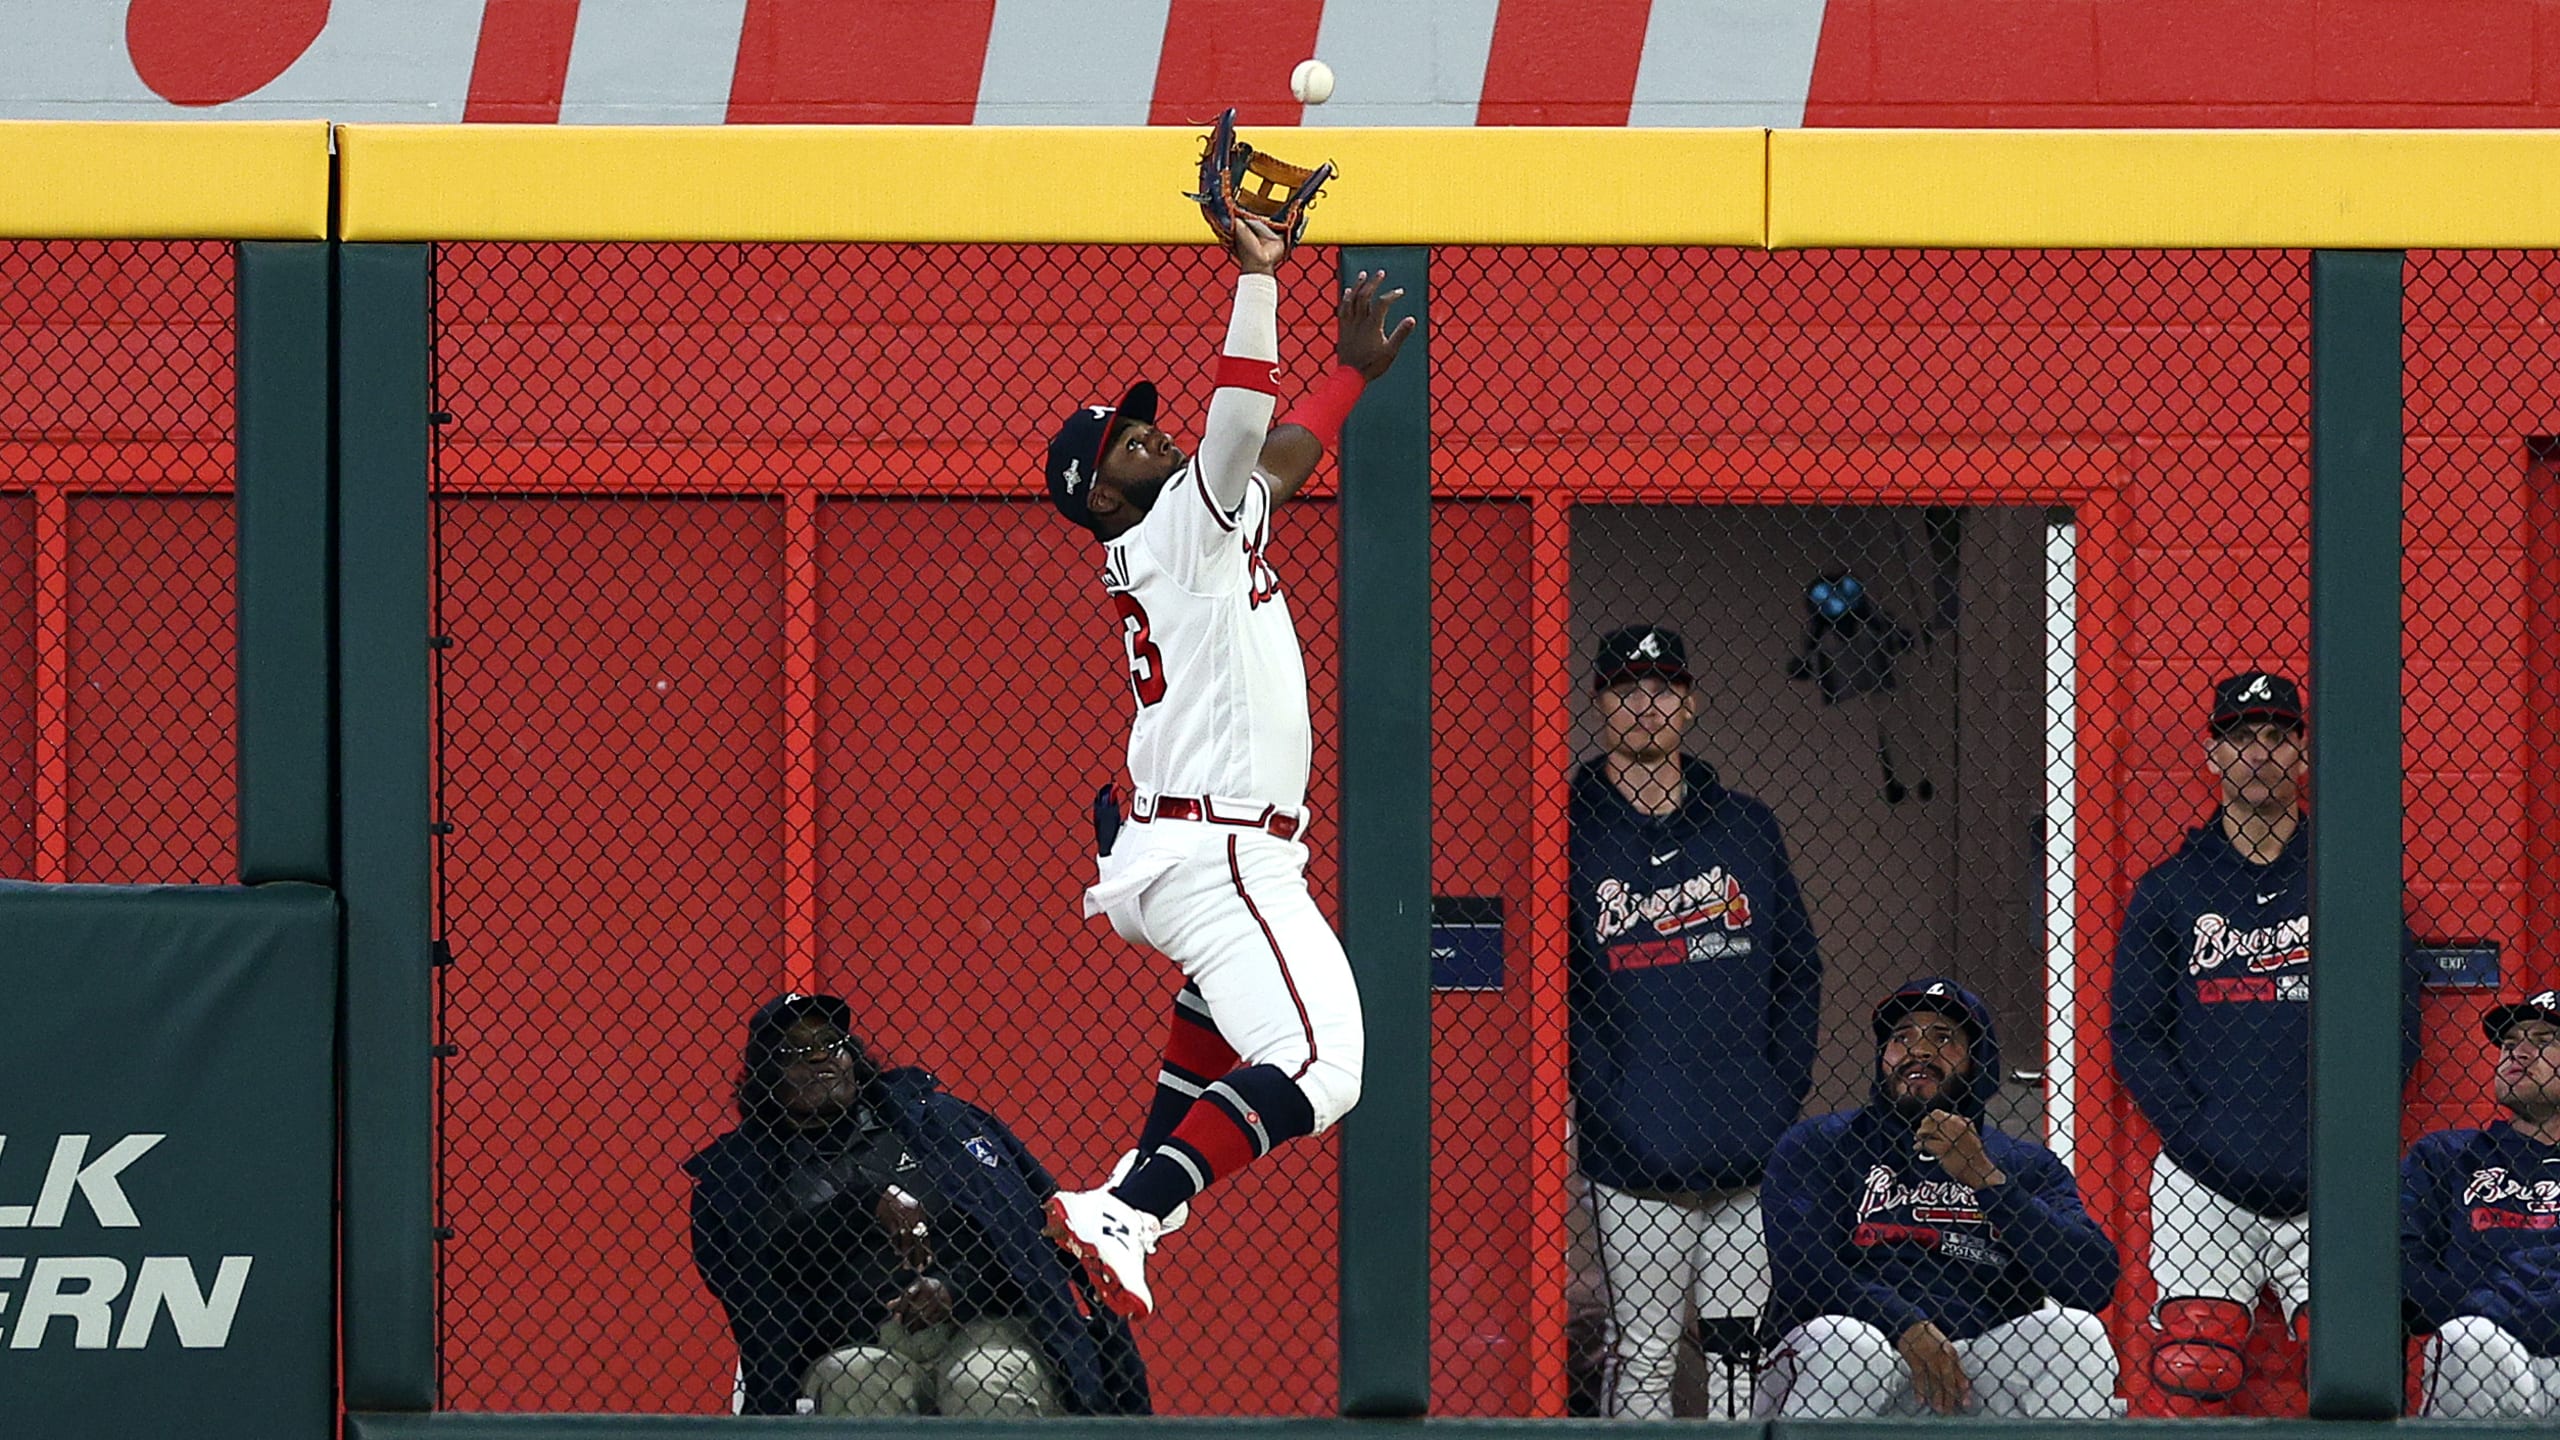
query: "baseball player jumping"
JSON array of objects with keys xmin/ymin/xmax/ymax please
[
  {"xmin": 2403, "ymin": 988, "xmax": 2560, "ymax": 1418},
  {"xmin": 1756, "ymin": 980, "xmax": 2122, "ymax": 1418},
  {"xmin": 1036, "ymin": 214, "xmax": 1413, "ymax": 1319}
]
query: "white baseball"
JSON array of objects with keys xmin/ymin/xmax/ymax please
[{"xmin": 1291, "ymin": 59, "xmax": 1335, "ymax": 106}]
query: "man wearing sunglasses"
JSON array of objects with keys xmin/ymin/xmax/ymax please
[
  {"xmin": 685, "ymin": 994, "xmax": 1148, "ymax": 1417},
  {"xmin": 2403, "ymin": 989, "xmax": 2560, "ymax": 1417}
]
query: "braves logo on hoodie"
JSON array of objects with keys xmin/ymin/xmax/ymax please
[
  {"xmin": 2464, "ymin": 1167, "xmax": 2560, "ymax": 1231},
  {"xmin": 1851, "ymin": 1164, "xmax": 2006, "ymax": 1267}
]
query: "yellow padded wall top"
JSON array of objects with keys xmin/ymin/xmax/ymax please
[
  {"xmin": 0, "ymin": 122, "xmax": 329, "ymax": 240},
  {"xmin": 335, "ymin": 124, "xmax": 1767, "ymax": 246},
  {"xmin": 1770, "ymin": 129, "xmax": 2560, "ymax": 250}
]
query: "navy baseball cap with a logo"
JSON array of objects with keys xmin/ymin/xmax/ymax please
[
  {"xmin": 2209, "ymin": 670, "xmax": 2304, "ymax": 734},
  {"xmin": 1045, "ymin": 381, "xmax": 1157, "ymax": 531},
  {"xmin": 2483, "ymin": 988, "xmax": 2560, "ymax": 1043},
  {"xmin": 1592, "ymin": 624, "xmax": 1692, "ymax": 691}
]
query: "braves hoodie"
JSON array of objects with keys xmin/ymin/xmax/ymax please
[
  {"xmin": 1761, "ymin": 980, "xmax": 2120, "ymax": 1344},
  {"xmin": 2109, "ymin": 813, "xmax": 2421, "ymax": 1217},
  {"xmin": 2403, "ymin": 1121, "xmax": 2560, "ymax": 1358},
  {"xmin": 1569, "ymin": 754, "xmax": 1822, "ymax": 1193}
]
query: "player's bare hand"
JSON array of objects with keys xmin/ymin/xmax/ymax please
[
  {"xmin": 1898, "ymin": 1321, "xmax": 1972, "ymax": 1414},
  {"xmin": 887, "ymin": 1274, "xmax": 953, "ymax": 1330},
  {"xmin": 877, "ymin": 1185, "xmax": 933, "ymax": 1270},
  {"xmin": 1915, "ymin": 1109, "xmax": 2006, "ymax": 1191},
  {"xmin": 1231, "ymin": 214, "xmax": 1286, "ymax": 276},
  {"xmin": 1337, "ymin": 270, "xmax": 1416, "ymax": 381}
]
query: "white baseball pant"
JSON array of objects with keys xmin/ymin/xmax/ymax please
[
  {"xmin": 803, "ymin": 1318, "xmax": 1059, "ymax": 1417},
  {"xmin": 2421, "ymin": 1316, "xmax": 2558, "ymax": 1419},
  {"xmin": 1590, "ymin": 1181, "xmax": 1768, "ymax": 1419},
  {"xmin": 1757, "ymin": 1304, "xmax": 2119, "ymax": 1418},
  {"xmin": 2148, "ymin": 1153, "xmax": 2309, "ymax": 1319},
  {"xmin": 1091, "ymin": 820, "xmax": 1364, "ymax": 1131}
]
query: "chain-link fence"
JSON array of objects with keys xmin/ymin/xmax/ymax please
[
  {"xmin": 0, "ymin": 240, "xmax": 236, "ymax": 887},
  {"xmin": 415, "ymin": 240, "xmax": 2558, "ymax": 1421},
  {"xmin": 2398, "ymin": 250, "xmax": 2560, "ymax": 1423}
]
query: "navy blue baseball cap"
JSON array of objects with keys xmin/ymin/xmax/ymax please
[
  {"xmin": 2483, "ymin": 988, "xmax": 2560, "ymax": 1043},
  {"xmin": 2210, "ymin": 671, "xmax": 2304, "ymax": 734},
  {"xmin": 1592, "ymin": 624, "xmax": 1692, "ymax": 691},
  {"xmin": 1046, "ymin": 381, "xmax": 1158, "ymax": 531}
]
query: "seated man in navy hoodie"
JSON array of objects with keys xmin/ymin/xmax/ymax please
[
  {"xmin": 687, "ymin": 993, "xmax": 1148, "ymax": 1417},
  {"xmin": 1569, "ymin": 624, "xmax": 1823, "ymax": 1418},
  {"xmin": 2109, "ymin": 671, "xmax": 2423, "ymax": 1414},
  {"xmin": 2403, "ymin": 988, "xmax": 2560, "ymax": 1418},
  {"xmin": 1758, "ymin": 979, "xmax": 2120, "ymax": 1418}
]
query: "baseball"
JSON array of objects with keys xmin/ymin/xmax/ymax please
[{"xmin": 1291, "ymin": 59, "xmax": 1334, "ymax": 106}]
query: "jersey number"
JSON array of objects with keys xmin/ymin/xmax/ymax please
[{"xmin": 1113, "ymin": 593, "xmax": 1167, "ymax": 707}]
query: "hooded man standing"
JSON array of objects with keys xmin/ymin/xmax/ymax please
[
  {"xmin": 1757, "ymin": 980, "xmax": 2120, "ymax": 1418},
  {"xmin": 685, "ymin": 994, "xmax": 1148, "ymax": 1417}
]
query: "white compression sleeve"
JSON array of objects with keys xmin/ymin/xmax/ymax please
[{"xmin": 1196, "ymin": 274, "xmax": 1280, "ymax": 514}]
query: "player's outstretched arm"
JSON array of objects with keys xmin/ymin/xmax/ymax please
[
  {"xmin": 1195, "ymin": 216, "xmax": 1287, "ymax": 517},
  {"xmin": 1260, "ymin": 270, "xmax": 1416, "ymax": 504}
]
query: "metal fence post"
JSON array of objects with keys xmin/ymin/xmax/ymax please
[
  {"xmin": 236, "ymin": 240, "xmax": 336, "ymax": 885},
  {"xmin": 2306, "ymin": 246, "xmax": 2406, "ymax": 1420},
  {"xmin": 339, "ymin": 241, "xmax": 438, "ymax": 1410},
  {"xmin": 1336, "ymin": 244, "xmax": 1433, "ymax": 1418}
]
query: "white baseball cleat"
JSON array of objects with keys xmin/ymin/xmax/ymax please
[
  {"xmin": 1107, "ymin": 1149, "xmax": 1191, "ymax": 1233},
  {"xmin": 1046, "ymin": 1188, "xmax": 1161, "ymax": 1319}
]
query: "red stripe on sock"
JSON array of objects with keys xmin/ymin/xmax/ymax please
[
  {"xmin": 1170, "ymin": 1101, "xmax": 1257, "ymax": 1179},
  {"xmin": 1149, "ymin": 0, "xmax": 1327, "ymax": 127},
  {"xmin": 1476, "ymin": 0, "xmax": 1652, "ymax": 126},
  {"xmin": 728, "ymin": 0, "xmax": 997, "ymax": 123},
  {"xmin": 1228, "ymin": 836, "xmax": 1317, "ymax": 1080},
  {"xmin": 1166, "ymin": 1008, "xmax": 1240, "ymax": 1077},
  {"xmin": 464, "ymin": 0, "xmax": 580, "ymax": 124}
]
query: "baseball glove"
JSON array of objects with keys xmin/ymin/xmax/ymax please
[{"xmin": 1185, "ymin": 108, "xmax": 1334, "ymax": 254}]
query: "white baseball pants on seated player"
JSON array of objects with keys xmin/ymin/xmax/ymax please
[
  {"xmin": 1757, "ymin": 1304, "xmax": 2119, "ymax": 1418},
  {"xmin": 802, "ymin": 1318, "xmax": 1059, "ymax": 1417},
  {"xmin": 1091, "ymin": 819, "xmax": 1364, "ymax": 1130},
  {"xmin": 2422, "ymin": 1316, "xmax": 2557, "ymax": 1418},
  {"xmin": 2148, "ymin": 1152, "xmax": 2310, "ymax": 1317},
  {"xmin": 1590, "ymin": 1181, "xmax": 1768, "ymax": 1419}
]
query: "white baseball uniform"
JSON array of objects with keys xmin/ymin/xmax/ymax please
[
  {"xmin": 2423, "ymin": 1317, "xmax": 2559, "ymax": 1419},
  {"xmin": 2148, "ymin": 1151, "xmax": 2310, "ymax": 1317},
  {"xmin": 1590, "ymin": 1182, "xmax": 1767, "ymax": 1419},
  {"xmin": 1757, "ymin": 1305, "xmax": 2120, "ymax": 1419},
  {"xmin": 1079, "ymin": 274, "xmax": 1364, "ymax": 1131}
]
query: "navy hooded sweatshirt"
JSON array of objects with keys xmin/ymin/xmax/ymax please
[
  {"xmin": 1761, "ymin": 980, "xmax": 2120, "ymax": 1345},
  {"xmin": 1569, "ymin": 754, "xmax": 1822, "ymax": 1193},
  {"xmin": 2109, "ymin": 813, "xmax": 2422, "ymax": 1217},
  {"xmin": 2402, "ymin": 1121, "xmax": 2560, "ymax": 1358},
  {"xmin": 687, "ymin": 1057, "xmax": 1149, "ymax": 1417}
]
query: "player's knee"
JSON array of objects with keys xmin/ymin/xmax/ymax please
[
  {"xmin": 1297, "ymin": 1055, "xmax": 1360, "ymax": 1133},
  {"xmin": 2426, "ymin": 1316, "xmax": 2537, "ymax": 1418},
  {"xmin": 2433, "ymin": 1314, "xmax": 2528, "ymax": 1373},
  {"xmin": 940, "ymin": 1345, "xmax": 1055, "ymax": 1418},
  {"xmin": 2149, "ymin": 1296, "xmax": 2252, "ymax": 1401},
  {"xmin": 1795, "ymin": 1313, "xmax": 1894, "ymax": 1366},
  {"xmin": 804, "ymin": 1347, "xmax": 915, "ymax": 1417}
]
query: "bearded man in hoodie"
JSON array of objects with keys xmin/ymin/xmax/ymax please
[
  {"xmin": 1757, "ymin": 979, "xmax": 2121, "ymax": 1418},
  {"xmin": 2108, "ymin": 671, "xmax": 2422, "ymax": 1414}
]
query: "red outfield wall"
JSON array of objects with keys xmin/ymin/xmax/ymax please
[{"xmin": 4, "ymin": 239, "xmax": 2553, "ymax": 1415}]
